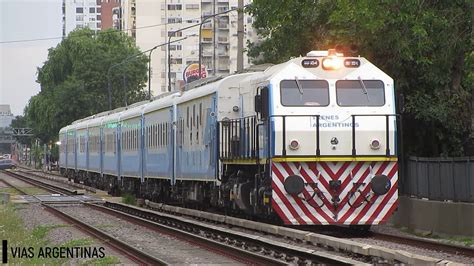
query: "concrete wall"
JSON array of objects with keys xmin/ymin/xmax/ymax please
[{"xmin": 390, "ymin": 196, "xmax": 474, "ymax": 237}]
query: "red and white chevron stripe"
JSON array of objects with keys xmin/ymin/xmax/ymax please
[{"xmin": 271, "ymin": 161, "xmax": 398, "ymax": 225}]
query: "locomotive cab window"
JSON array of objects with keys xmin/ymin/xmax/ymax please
[
  {"xmin": 280, "ymin": 80, "xmax": 329, "ymax": 106},
  {"xmin": 336, "ymin": 80, "xmax": 385, "ymax": 106}
]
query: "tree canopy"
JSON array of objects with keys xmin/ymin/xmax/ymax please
[
  {"xmin": 28, "ymin": 28, "xmax": 148, "ymax": 143},
  {"xmin": 248, "ymin": 0, "xmax": 472, "ymax": 156}
]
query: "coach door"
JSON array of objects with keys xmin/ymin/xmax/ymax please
[{"xmin": 171, "ymin": 105, "xmax": 177, "ymax": 185}]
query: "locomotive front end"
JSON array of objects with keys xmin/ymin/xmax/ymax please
[{"xmin": 264, "ymin": 50, "xmax": 399, "ymax": 225}]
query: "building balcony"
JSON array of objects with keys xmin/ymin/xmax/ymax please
[
  {"xmin": 218, "ymin": 37, "xmax": 229, "ymax": 43},
  {"xmin": 217, "ymin": 24, "xmax": 229, "ymax": 30}
]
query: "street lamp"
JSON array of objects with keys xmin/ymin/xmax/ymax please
[{"xmin": 107, "ymin": 38, "xmax": 187, "ymax": 110}]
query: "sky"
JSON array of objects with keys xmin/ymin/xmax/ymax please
[{"xmin": 0, "ymin": 0, "xmax": 62, "ymax": 116}]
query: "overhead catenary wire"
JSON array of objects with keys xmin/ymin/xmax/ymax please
[{"xmin": 0, "ymin": 10, "xmax": 229, "ymax": 44}]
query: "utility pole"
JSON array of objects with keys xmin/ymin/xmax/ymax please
[{"xmin": 237, "ymin": 0, "xmax": 244, "ymax": 72}]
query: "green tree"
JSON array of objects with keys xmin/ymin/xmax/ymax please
[
  {"xmin": 248, "ymin": 0, "xmax": 472, "ymax": 156},
  {"xmin": 29, "ymin": 28, "xmax": 148, "ymax": 143}
]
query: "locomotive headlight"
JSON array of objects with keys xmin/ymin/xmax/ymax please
[
  {"xmin": 322, "ymin": 57, "xmax": 342, "ymax": 70},
  {"xmin": 370, "ymin": 139, "xmax": 381, "ymax": 150},
  {"xmin": 289, "ymin": 139, "xmax": 300, "ymax": 150}
]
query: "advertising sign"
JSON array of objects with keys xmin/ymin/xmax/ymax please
[{"xmin": 183, "ymin": 64, "xmax": 207, "ymax": 83}]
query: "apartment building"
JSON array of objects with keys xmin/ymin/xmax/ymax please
[
  {"xmin": 0, "ymin": 105, "xmax": 13, "ymax": 129},
  {"xmin": 63, "ymin": 0, "xmax": 256, "ymax": 96},
  {"xmin": 62, "ymin": 0, "xmax": 122, "ymax": 36},
  {"xmin": 131, "ymin": 0, "xmax": 256, "ymax": 95}
]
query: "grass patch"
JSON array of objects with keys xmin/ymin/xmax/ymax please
[
  {"xmin": 0, "ymin": 187, "xmax": 21, "ymax": 195},
  {"xmin": 95, "ymin": 223, "xmax": 116, "ymax": 230},
  {"xmin": 78, "ymin": 255, "xmax": 121, "ymax": 266},
  {"xmin": 21, "ymin": 187, "xmax": 49, "ymax": 195},
  {"xmin": 121, "ymin": 193, "xmax": 136, "ymax": 205},
  {"xmin": 32, "ymin": 224, "xmax": 71, "ymax": 239},
  {"xmin": 447, "ymin": 236, "xmax": 474, "ymax": 246},
  {"xmin": 399, "ymin": 226, "xmax": 474, "ymax": 246},
  {"xmin": 0, "ymin": 204, "xmax": 59, "ymax": 265},
  {"xmin": 60, "ymin": 238, "xmax": 95, "ymax": 248},
  {"xmin": 0, "ymin": 204, "xmax": 103, "ymax": 265}
]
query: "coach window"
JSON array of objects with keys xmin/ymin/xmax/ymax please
[
  {"xmin": 280, "ymin": 80, "xmax": 329, "ymax": 106},
  {"xmin": 187, "ymin": 106, "xmax": 190, "ymax": 128},
  {"xmin": 193, "ymin": 104, "xmax": 196, "ymax": 128},
  {"xmin": 199, "ymin": 103, "xmax": 203, "ymax": 126},
  {"xmin": 336, "ymin": 80, "xmax": 385, "ymax": 106}
]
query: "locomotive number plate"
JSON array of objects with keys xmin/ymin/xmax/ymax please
[{"xmin": 301, "ymin": 59, "xmax": 319, "ymax": 68}]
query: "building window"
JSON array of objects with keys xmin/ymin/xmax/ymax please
[
  {"xmin": 97, "ymin": 7, "xmax": 101, "ymax": 13},
  {"xmin": 97, "ymin": 14, "xmax": 101, "ymax": 20},
  {"xmin": 171, "ymin": 58, "xmax": 183, "ymax": 64},
  {"xmin": 76, "ymin": 7, "xmax": 84, "ymax": 13},
  {"xmin": 169, "ymin": 45, "xmax": 182, "ymax": 51},
  {"xmin": 89, "ymin": 7, "xmax": 95, "ymax": 13},
  {"xmin": 168, "ymin": 31, "xmax": 182, "ymax": 37},
  {"xmin": 186, "ymin": 4, "xmax": 199, "ymax": 9},
  {"xmin": 76, "ymin": 15, "xmax": 84, "ymax": 21},
  {"xmin": 168, "ymin": 17, "xmax": 182, "ymax": 24},
  {"xmin": 167, "ymin": 4, "xmax": 182, "ymax": 10}
]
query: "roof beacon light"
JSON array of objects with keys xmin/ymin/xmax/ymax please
[{"xmin": 322, "ymin": 56, "xmax": 342, "ymax": 70}]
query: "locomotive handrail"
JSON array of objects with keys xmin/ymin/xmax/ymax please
[
  {"xmin": 351, "ymin": 114, "xmax": 400, "ymax": 156},
  {"xmin": 269, "ymin": 114, "xmax": 400, "ymax": 158},
  {"xmin": 218, "ymin": 115, "xmax": 258, "ymax": 160}
]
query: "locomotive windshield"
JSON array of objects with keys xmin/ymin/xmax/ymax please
[
  {"xmin": 336, "ymin": 80, "xmax": 385, "ymax": 106},
  {"xmin": 280, "ymin": 80, "xmax": 329, "ymax": 106}
]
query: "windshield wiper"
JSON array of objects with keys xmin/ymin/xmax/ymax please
[
  {"xmin": 358, "ymin": 76, "xmax": 370, "ymax": 102},
  {"xmin": 295, "ymin": 77, "xmax": 304, "ymax": 95}
]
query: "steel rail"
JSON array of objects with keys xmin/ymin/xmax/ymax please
[
  {"xmin": 370, "ymin": 231, "xmax": 474, "ymax": 258},
  {"xmin": 0, "ymin": 177, "xmax": 30, "ymax": 196},
  {"xmin": 96, "ymin": 202, "xmax": 354, "ymax": 264},
  {"xmin": 86, "ymin": 203, "xmax": 285, "ymax": 265},
  {"xmin": 15, "ymin": 169, "xmax": 96, "ymax": 194},
  {"xmin": 42, "ymin": 203, "xmax": 168, "ymax": 265},
  {"xmin": 2, "ymin": 170, "xmax": 79, "ymax": 195}
]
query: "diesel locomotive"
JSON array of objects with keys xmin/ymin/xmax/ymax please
[{"xmin": 59, "ymin": 49, "xmax": 399, "ymax": 225}]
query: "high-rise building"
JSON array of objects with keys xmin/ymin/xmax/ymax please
[
  {"xmin": 62, "ymin": 0, "xmax": 123, "ymax": 36},
  {"xmin": 0, "ymin": 105, "xmax": 13, "ymax": 129},
  {"xmin": 130, "ymin": 0, "xmax": 256, "ymax": 96},
  {"xmin": 63, "ymin": 0, "xmax": 257, "ymax": 97}
]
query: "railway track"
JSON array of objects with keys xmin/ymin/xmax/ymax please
[
  {"xmin": 2, "ymin": 169, "xmax": 356, "ymax": 264},
  {"xmin": 1, "ymin": 170, "xmax": 80, "ymax": 195},
  {"xmin": 42, "ymin": 203, "xmax": 168, "ymax": 265},
  {"xmin": 10, "ymin": 168, "xmax": 472, "ymax": 263},
  {"xmin": 0, "ymin": 171, "xmax": 167, "ymax": 264},
  {"xmin": 141, "ymin": 201, "xmax": 473, "ymax": 264},
  {"xmin": 98, "ymin": 201, "xmax": 362, "ymax": 264},
  {"xmin": 369, "ymin": 231, "xmax": 474, "ymax": 258}
]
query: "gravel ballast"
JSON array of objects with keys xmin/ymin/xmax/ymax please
[{"xmin": 58, "ymin": 205, "xmax": 244, "ymax": 264}]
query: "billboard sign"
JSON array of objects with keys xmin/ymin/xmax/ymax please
[{"xmin": 183, "ymin": 64, "xmax": 207, "ymax": 83}]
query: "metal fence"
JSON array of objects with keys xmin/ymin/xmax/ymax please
[{"xmin": 401, "ymin": 156, "xmax": 474, "ymax": 203}]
